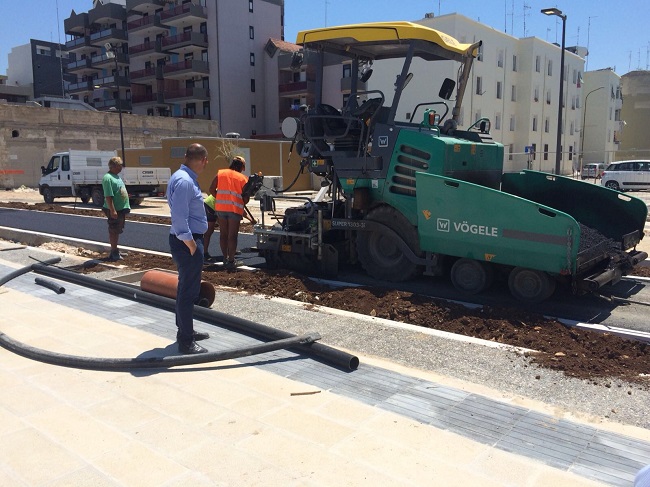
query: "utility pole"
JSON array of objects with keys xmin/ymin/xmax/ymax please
[
  {"xmin": 104, "ymin": 43, "xmax": 126, "ymax": 167},
  {"xmin": 541, "ymin": 7, "xmax": 567, "ymax": 175}
]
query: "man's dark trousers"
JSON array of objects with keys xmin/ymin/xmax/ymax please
[{"xmin": 169, "ymin": 234, "xmax": 204, "ymax": 346}]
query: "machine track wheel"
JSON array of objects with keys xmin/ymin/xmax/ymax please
[
  {"xmin": 508, "ymin": 267, "xmax": 556, "ymax": 303},
  {"xmin": 450, "ymin": 258, "xmax": 493, "ymax": 295},
  {"xmin": 356, "ymin": 206, "xmax": 421, "ymax": 281}
]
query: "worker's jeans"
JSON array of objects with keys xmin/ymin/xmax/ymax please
[{"xmin": 169, "ymin": 234, "xmax": 204, "ymax": 346}]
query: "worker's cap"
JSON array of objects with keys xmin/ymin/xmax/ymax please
[{"xmin": 233, "ymin": 155, "xmax": 246, "ymax": 165}]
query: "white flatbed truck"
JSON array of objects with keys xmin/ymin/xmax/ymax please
[{"xmin": 38, "ymin": 150, "xmax": 170, "ymax": 206}]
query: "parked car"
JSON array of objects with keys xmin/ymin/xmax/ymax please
[
  {"xmin": 581, "ymin": 162, "xmax": 606, "ymax": 179},
  {"xmin": 601, "ymin": 160, "xmax": 650, "ymax": 191}
]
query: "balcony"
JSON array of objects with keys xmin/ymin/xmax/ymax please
[
  {"xmin": 127, "ymin": 0, "xmax": 167, "ymax": 15},
  {"xmin": 340, "ymin": 77, "xmax": 367, "ymax": 93},
  {"xmin": 162, "ymin": 59, "xmax": 209, "ymax": 80},
  {"xmin": 164, "ymin": 87, "xmax": 209, "ymax": 102},
  {"xmin": 129, "ymin": 39, "xmax": 164, "ymax": 57},
  {"xmin": 279, "ymin": 108, "xmax": 304, "ymax": 120},
  {"xmin": 66, "ymin": 57, "xmax": 97, "ymax": 76},
  {"xmin": 94, "ymin": 98, "xmax": 133, "ymax": 111},
  {"xmin": 89, "ymin": 2, "xmax": 127, "ymax": 25},
  {"xmin": 92, "ymin": 75, "xmax": 131, "ymax": 89},
  {"xmin": 65, "ymin": 36, "xmax": 94, "ymax": 54},
  {"xmin": 67, "ymin": 80, "xmax": 95, "ymax": 94},
  {"xmin": 89, "ymin": 28, "xmax": 128, "ymax": 46},
  {"xmin": 132, "ymin": 92, "xmax": 166, "ymax": 105},
  {"xmin": 91, "ymin": 52, "xmax": 129, "ymax": 68},
  {"xmin": 160, "ymin": 3, "xmax": 207, "ymax": 27},
  {"xmin": 162, "ymin": 32, "xmax": 208, "ymax": 55},
  {"xmin": 130, "ymin": 65, "xmax": 162, "ymax": 82},
  {"xmin": 127, "ymin": 14, "xmax": 168, "ymax": 35},
  {"xmin": 279, "ymin": 80, "xmax": 315, "ymax": 96},
  {"xmin": 64, "ymin": 11, "xmax": 89, "ymax": 35}
]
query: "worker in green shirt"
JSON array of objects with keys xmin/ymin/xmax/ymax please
[{"xmin": 102, "ymin": 156, "xmax": 131, "ymax": 261}]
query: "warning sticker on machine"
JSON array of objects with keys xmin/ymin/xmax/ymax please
[{"xmin": 437, "ymin": 218, "xmax": 498, "ymax": 237}]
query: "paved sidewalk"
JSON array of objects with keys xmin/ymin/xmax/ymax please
[{"xmin": 3, "ymin": 258, "xmax": 649, "ymax": 486}]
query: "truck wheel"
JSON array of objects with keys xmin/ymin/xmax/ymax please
[
  {"xmin": 79, "ymin": 188, "xmax": 91, "ymax": 204},
  {"xmin": 129, "ymin": 198, "xmax": 144, "ymax": 206},
  {"xmin": 450, "ymin": 258, "xmax": 493, "ymax": 294},
  {"xmin": 357, "ymin": 206, "xmax": 421, "ymax": 281},
  {"xmin": 91, "ymin": 187, "xmax": 104, "ymax": 207},
  {"xmin": 508, "ymin": 267, "xmax": 556, "ymax": 303},
  {"xmin": 42, "ymin": 187, "xmax": 54, "ymax": 204}
]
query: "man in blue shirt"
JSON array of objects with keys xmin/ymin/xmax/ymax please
[{"xmin": 167, "ymin": 143, "xmax": 211, "ymax": 354}]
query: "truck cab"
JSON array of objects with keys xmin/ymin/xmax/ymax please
[{"xmin": 40, "ymin": 152, "xmax": 75, "ymax": 203}]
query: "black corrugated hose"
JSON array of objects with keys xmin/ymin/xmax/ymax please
[{"xmin": 0, "ymin": 259, "xmax": 359, "ymax": 371}]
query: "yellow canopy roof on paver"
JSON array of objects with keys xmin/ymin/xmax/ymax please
[{"xmin": 296, "ymin": 21, "xmax": 477, "ymax": 62}]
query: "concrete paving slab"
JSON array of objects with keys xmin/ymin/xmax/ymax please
[{"xmin": 0, "ymin": 259, "xmax": 647, "ymax": 486}]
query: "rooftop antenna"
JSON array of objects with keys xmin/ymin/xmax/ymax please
[
  {"xmin": 56, "ymin": 0, "xmax": 64, "ymax": 97},
  {"xmin": 522, "ymin": 2, "xmax": 531, "ymax": 37},
  {"xmin": 546, "ymin": 27, "xmax": 551, "ymax": 42},
  {"xmin": 627, "ymin": 50, "xmax": 632, "ymax": 72},
  {"xmin": 324, "ymin": 0, "xmax": 329, "ymax": 27},
  {"xmin": 586, "ymin": 16, "xmax": 597, "ymax": 71},
  {"xmin": 510, "ymin": 0, "xmax": 514, "ymax": 35}
]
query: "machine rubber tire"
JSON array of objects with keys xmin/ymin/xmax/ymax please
[
  {"xmin": 605, "ymin": 181, "xmax": 620, "ymax": 191},
  {"xmin": 356, "ymin": 206, "xmax": 421, "ymax": 282},
  {"xmin": 450, "ymin": 258, "xmax": 493, "ymax": 295},
  {"xmin": 130, "ymin": 197, "xmax": 144, "ymax": 206},
  {"xmin": 91, "ymin": 186, "xmax": 104, "ymax": 207},
  {"xmin": 42, "ymin": 187, "xmax": 54, "ymax": 204},
  {"xmin": 508, "ymin": 267, "xmax": 556, "ymax": 303}
]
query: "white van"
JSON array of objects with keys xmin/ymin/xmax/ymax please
[
  {"xmin": 601, "ymin": 160, "xmax": 650, "ymax": 191},
  {"xmin": 581, "ymin": 162, "xmax": 605, "ymax": 180}
]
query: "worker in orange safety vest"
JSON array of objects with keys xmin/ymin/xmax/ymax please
[{"xmin": 214, "ymin": 155, "xmax": 249, "ymax": 268}]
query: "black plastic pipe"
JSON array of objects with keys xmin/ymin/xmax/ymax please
[
  {"xmin": 34, "ymin": 277, "xmax": 66, "ymax": 294},
  {"xmin": 0, "ymin": 257, "xmax": 61, "ymax": 287},
  {"xmin": 31, "ymin": 264, "xmax": 360, "ymax": 370},
  {"xmin": 0, "ymin": 330, "xmax": 320, "ymax": 371}
]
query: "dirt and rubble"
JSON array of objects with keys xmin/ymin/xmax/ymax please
[{"xmin": 2, "ymin": 199, "xmax": 650, "ymax": 389}]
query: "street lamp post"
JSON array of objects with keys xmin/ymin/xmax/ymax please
[
  {"xmin": 541, "ymin": 7, "xmax": 566, "ymax": 175},
  {"xmin": 104, "ymin": 42, "xmax": 126, "ymax": 166},
  {"xmin": 580, "ymin": 86, "xmax": 604, "ymax": 177}
]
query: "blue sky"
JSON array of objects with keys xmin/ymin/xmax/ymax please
[{"xmin": 1, "ymin": 0, "xmax": 647, "ymax": 76}]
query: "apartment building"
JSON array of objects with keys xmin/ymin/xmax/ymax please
[
  {"xmin": 580, "ymin": 68, "xmax": 622, "ymax": 167},
  {"xmin": 619, "ymin": 70, "xmax": 650, "ymax": 161},
  {"xmin": 63, "ymin": 0, "xmax": 283, "ymax": 137},
  {"xmin": 6, "ymin": 40, "xmax": 73, "ymax": 99}
]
